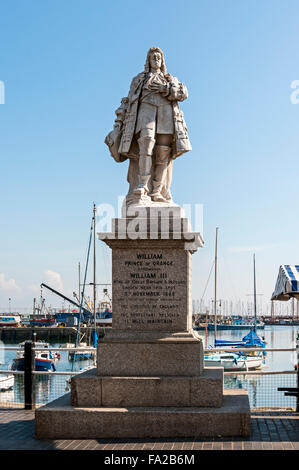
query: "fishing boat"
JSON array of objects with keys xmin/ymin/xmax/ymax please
[
  {"xmin": 29, "ymin": 318, "xmax": 57, "ymax": 327},
  {"xmin": 11, "ymin": 341, "xmax": 57, "ymax": 371},
  {"xmin": 96, "ymin": 295, "xmax": 112, "ymax": 326},
  {"xmin": 20, "ymin": 317, "xmax": 31, "ymax": 327},
  {"xmin": 96, "ymin": 313, "xmax": 112, "ymax": 326},
  {"xmin": 0, "ymin": 374, "xmax": 14, "ymax": 391}
]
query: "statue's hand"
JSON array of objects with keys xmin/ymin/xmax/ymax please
[{"xmin": 149, "ymin": 83, "xmax": 168, "ymax": 94}]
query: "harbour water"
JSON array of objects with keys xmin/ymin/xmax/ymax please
[{"xmin": 0, "ymin": 325, "xmax": 298, "ymax": 409}]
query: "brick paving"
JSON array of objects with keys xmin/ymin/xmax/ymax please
[{"xmin": 0, "ymin": 408, "xmax": 298, "ymax": 450}]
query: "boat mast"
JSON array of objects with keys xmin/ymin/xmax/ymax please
[
  {"xmin": 93, "ymin": 203, "xmax": 97, "ymax": 332},
  {"xmin": 253, "ymin": 253, "xmax": 257, "ymax": 332},
  {"xmin": 214, "ymin": 227, "xmax": 219, "ymax": 342},
  {"xmin": 73, "ymin": 213, "xmax": 94, "ymax": 355},
  {"xmin": 78, "ymin": 262, "xmax": 81, "ymax": 306}
]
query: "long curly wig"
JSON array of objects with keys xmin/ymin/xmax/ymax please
[{"xmin": 144, "ymin": 47, "xmax": 167, "ymax": 74}]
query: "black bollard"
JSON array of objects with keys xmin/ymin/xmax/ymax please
[{"xmin": 24, "ymin": 341, "xmax": 35, "ymax": 410}]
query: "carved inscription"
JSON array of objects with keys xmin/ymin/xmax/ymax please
[{"xmin": 112, "ymin": 249, "xmax": 188, "ymax": 331}]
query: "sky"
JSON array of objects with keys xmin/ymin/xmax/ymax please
[{"xmin": 0, "ymin": 0, "xmax": 299, "ymax": 314}]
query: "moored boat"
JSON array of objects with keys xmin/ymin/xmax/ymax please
[
  {"xmin": 29, "ymin": 318, "xmax": 57, "ymax": 327},
  {"xmin": 203, "ymin": 238, "xmax": 265, "ymax": 371},
  {"xmin": 66, "ymin": 343, "xmax": 94, "ymax": 361},
  {"xmin": 215, "ymin": 329, "xmax": 266, "ymax": 350},
  {"xmin": 204, "ymin": 352, "xmax": 263, "ymax": 370},
  {"xmin": 96, "ymin": 297, "xmax": 112, "ymax": 326},
  {"xmin": 0, "ymin": 315, "xmax": 21, "ymax": 327},
  {"xmin": 11, "ymin": 341, "xmax": 57, "ymax": 371},
  {"xmin": 96, "ymin": 310, "xmax": 112, "ymax": 326}
]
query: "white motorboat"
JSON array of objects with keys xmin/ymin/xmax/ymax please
[{"xmin": 204, "ymin": 352, "xmax": 263, "ymax": 371}]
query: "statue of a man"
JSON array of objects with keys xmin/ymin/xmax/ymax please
[{"xmin": 105, "ymin": 47, "xmax": 191, "ymax": 205}]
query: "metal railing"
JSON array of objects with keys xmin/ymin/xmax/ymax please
[
  {"xmin": 204, "ymin": 344, "xmax": 298, "ymax": 412},
  {"xmin": 0, "ymin": 343, "xmax": 297, "ymax": 411},
  {"xmin": 0, "ymin": 342, "xmax": 96, "ymax": 409},
  {"xmin": 224, "ymin": 370, "xmax": 297, "ymax": 411}
]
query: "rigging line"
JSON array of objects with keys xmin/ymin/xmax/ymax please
[
  {"xmin": 200, "ymin": 259, "xmax": 215, "ymax": 303},
  {"xmin": 72, "ymin": 215, "xmax": 94, "ymax": 370}
]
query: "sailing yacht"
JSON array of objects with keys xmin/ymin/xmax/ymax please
[{"xmin": 204, "ymin": 235, "xmax": 264, "ymax": 370}]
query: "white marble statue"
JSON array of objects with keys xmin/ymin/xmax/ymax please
[{"xmin": 105, "ymin": 47, "xmax": 191, "ymax": 206}]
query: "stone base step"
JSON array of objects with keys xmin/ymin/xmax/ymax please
[
  {"xmin": 71, "ymin": 367, "xmax": 223, "ymax": 408},
  {"xmin": 35, "ymin": 389, "xmax": 250, "ymax": 439},
  {"xmin": 97, "ymin": 334, "xmax": 204, "ymax": 377}
]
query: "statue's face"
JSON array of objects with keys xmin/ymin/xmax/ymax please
[{"xmin": 149, "ymin": 51, "xmax": 162, "ymax": 71}]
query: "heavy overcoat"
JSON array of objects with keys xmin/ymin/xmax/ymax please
[{"xmin": 118, "ymin": 72, "xmax": 191, "ymax": 160}]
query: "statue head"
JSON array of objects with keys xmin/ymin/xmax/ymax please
[{"xmin": 144, "ymin": 47, "xmax": 167, "ymax": 74}]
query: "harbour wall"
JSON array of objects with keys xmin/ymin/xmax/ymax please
[{"xmin": 0, "ymin": 327, "xmax": 107, "ymax": 344}]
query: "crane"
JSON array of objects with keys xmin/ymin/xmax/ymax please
[{"xmin": 41, "ymin": 283, "xmax": 91, "ymax": 318}]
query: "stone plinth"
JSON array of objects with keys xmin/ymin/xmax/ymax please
[
  {"xmin": 97, "ymin": 331, "xmax": 204, "ymax": 376},
  {"xmin": 71, "ymin": 367, "xmax": 223, "ymax": 408},
  {"xmin": 97, "ymin": 212, "xmax": 204, "ymax": 378},
  {"xmin": 35, "ymin": 210, "xmax": 251, "ymax": 439},
  {"xmin": 35, "ymin": 390, "xmax": 251, "ymax": 439}
]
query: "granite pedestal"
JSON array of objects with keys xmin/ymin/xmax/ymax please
[{"xmin": 35, "ymin": 208, "xmax": 250, "ymax": 438}]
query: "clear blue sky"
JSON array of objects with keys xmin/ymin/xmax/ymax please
[{"xmin": 0, "ymin": 0, "xmax": 298, "ymax": 313}]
